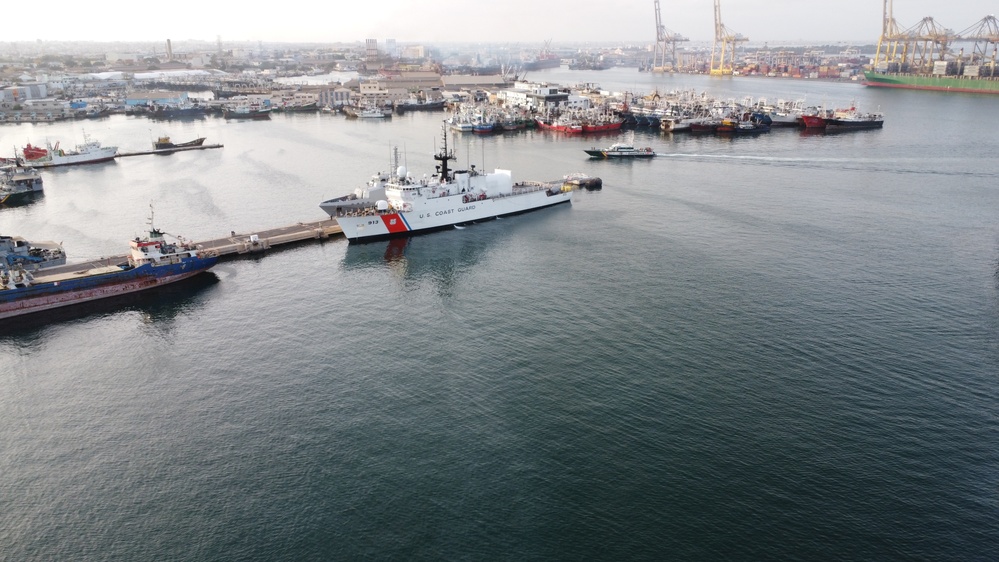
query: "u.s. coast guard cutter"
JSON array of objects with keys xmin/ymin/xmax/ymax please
[{"xmin": 321, "ymin": 125, "xmax": 582, "ymax": 243}]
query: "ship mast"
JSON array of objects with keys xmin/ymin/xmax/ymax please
[{"xmin": 433, "ymin": 122, "xmax": 454, "ymax": 181}]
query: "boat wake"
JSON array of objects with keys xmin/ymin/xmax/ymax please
[
  {"xmin": 662, "ymin": 153, "xmax": 992, "ymax": 177},
  {"xmin": 663, "ymin": 153, "xmax": 856, "ymax": 164}
]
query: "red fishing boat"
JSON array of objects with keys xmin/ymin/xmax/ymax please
[{"xmin": 799, "ymin": 114, "xmax": 827, "ymax": 129}]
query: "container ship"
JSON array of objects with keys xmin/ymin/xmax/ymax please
[
  {"xmin": 0, "ymin": 215, "xmax": 218, "ymax": 319},
  {"xmin": 863, "ymin": 70, "xmax": 999, "ymax": 94}
]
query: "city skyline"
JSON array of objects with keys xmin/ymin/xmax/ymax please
[{"xmin": 2, "ymin": 1, "xmax": 992, "ymax": 46}]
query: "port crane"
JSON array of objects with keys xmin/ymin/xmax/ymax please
[
  {"xmin": 873, "ymin": 0, "xmax": 999, "ymax": 77},
  {"xmin": 651, "ymin": 0, "xmax": 688, "ymax": 72},
  {"xmin": 873, "ymin": 1, "xmax": 954, "ymax": 73},
  {"xmin": 955, "ymin": 15, "xmax": 999, "ymax": 74},
  {"xmin": 709, "ymin": 0, "xmax": 747, "ymax": 75},
  {"xmin": 904, "ymin": 17, "xmax": 955, "ymax": 73},
  {"xmin": 873, "ymin": 0, "xmax": 907, "ymax": 70}
]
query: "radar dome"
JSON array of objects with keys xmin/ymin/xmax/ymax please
[{"xmin": 396, "ymin": 166, "xmax": 407, "ymax": 179}]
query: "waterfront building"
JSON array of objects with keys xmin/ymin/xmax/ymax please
[
  {"xmin": 318, "ymin": 87, "xmax": 352, "ymax": 108},
  {"xmin": 123, "ymin": 90, "xmax": 190, "ymax": 108}
]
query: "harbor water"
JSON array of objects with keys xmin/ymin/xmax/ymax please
[{"xmin": 1, "ymin": 68, "xmax": 998, "ymax": 560}]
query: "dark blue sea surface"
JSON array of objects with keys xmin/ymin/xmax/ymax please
[{"xmin": 1, "ymin": 69, "xmax": 998, "ymax": 560}]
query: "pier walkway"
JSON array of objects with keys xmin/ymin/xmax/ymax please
[
  {"xmin": 117, "ymin": 144, "xmax": 224, "ymax": 158},
  {"xmin": 198, "ymin": 219, "xmax": 341, "ymax": 257},
  {"xmin": 38, "ymin": 219, "xmax": 344, "ymax": 275}
]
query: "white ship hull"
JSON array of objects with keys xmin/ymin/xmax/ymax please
[
  {"xmin": 27, "ymin": 147, "xmax": 118, "ymax": 167},
  {"xmin": 336, "ymin": 184, "xmax": 571, "ymax": 243}
]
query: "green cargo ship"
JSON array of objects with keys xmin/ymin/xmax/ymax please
[{"xmin": 864, "ymin": 70, "xmax": 999, "ymax": 94}]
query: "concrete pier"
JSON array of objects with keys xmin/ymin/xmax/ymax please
[
  {"xmin": 117, "ymin": 144, "xmax": 224, "ymax": 158},
  {"xmin": 196, "ymin": 219, "xmax": 341, "ymax": 257},
  {"xmin": 37, "ymin": 219, "xmax": 344, "ymax": 276}
]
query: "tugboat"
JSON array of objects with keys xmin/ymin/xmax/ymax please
[
  {"xmin": 0, "ymin": 209, "xmax": 219, "ymax": 319},
  {"xmin": 322, "ymin": 124, "xmax": 580, "ymax": 243}
]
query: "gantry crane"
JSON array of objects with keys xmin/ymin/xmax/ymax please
[
  {"xmin": 709, "ymin": 0, "xmax": 747, "ymax": 75},
  {"xmin": 905, "ymin": 17, "xmax": 956, "ymax": 73},
  {"xmin": 874, "ymin": 1, "xmax": 956, "ymax": 73},
  {"xmin": 872, "ymin": 0, "xmax": 908, "ymax": 71},
  {"xmin": 652, "ymin": 0, "xmax": 689, "ymax": 72},
  {"xmin": 874, "ymin": 2, "xmax": 999, "ymax": 77},
  {"xmin": 955, "ymin": 15, "xmax": 999, "ymax": 75}
]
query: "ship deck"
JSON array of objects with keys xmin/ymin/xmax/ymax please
[{"xmin": 34, "ymin": 265, "xmax": 123, "ymax": 283}]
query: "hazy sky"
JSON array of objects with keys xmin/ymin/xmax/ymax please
[{"xmin": 4, "ymin": 1, "xmax": 991, "ymax": 45}]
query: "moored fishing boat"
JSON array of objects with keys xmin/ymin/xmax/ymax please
[
  {"xmin": 689, "ymin": 118, "xmax": 721, "ymax": 134},
  {"xmin": 395, "ymin": 98, "xmax": 446, "ymax": 113},
  {"xmin": 0, "ymin": 235, "xmax": 66, "ymax": 270},
  {"xmin": 222, "ymin": 105, "xmax": 272, "ymax": 120},
  {"xmin": 0, "ymin": 211, "xmax": 219, "ymax": 319},
  {"xmin": 153, "ymin": 136, "xmax": 207, "ymax": 150},
  {"xmin": 522, "ymin": 41, "xmax": 561, "ymax": 71},
  {"xmin": 277, "ymin": 101, "xmax": 319, "ymax": 112},
  {"xmin": 472, "ymin": 120, "xmax": 494, "ymax": 133},
  {"xmin": 661, "ymin": 117, "xmax": 692, "ymax": 132},
  {"xmin": 580, "ymin": 112, "xmax": 625, "ymax": 133},
  {"xmin": 562, "ymin": 173, "xmax": 602, "ymax": 190},
  {"xmin": 322, "ymin": 125, "xmax": 579, "ymax": 243},
  {"xmin": 799, "ymin": 114, "xmax": 827, "ymax": 129},
  {"xmin": 0, "ymin": 165, "xmax": 43, "ymax": 204},
  {"xmin": 359, "ymin": 107, "xmax": 388, "ymax": 118},
  {"xmin": 448, "ymin": 113, "xmax": 474, "ymax": 133},
  {"xmin": 825, "ymin": 107, "xmax": 885, "ymax": 130},
  {"xmin": 149, "ymin": 103, "xmax": 209, "ymax": 119},
  {"xmin": 17, "ymin": 133, "xmax": 118, "ymax": 167},
  {"xmin": 731, "ymin": 121, "xmax": 770, "ymax": 135},
  {"xmin": 535, "ymin": 115, "xmax": 582, "ymax": 134}
]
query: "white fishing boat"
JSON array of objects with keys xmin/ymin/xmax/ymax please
[{"xmin": 17, "ymin": 132, "xmax": 117, "ymax": 167}]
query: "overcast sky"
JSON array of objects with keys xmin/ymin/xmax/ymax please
[{"xmin": 3, "ymin": 1, "xmax": 991, "ymax": 45}]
